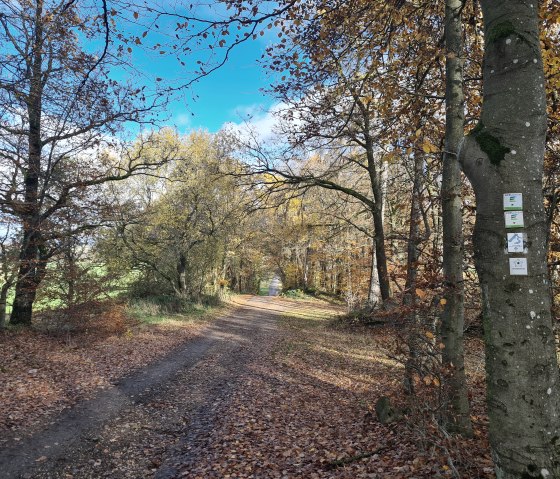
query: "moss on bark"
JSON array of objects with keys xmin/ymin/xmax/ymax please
[
  {"xmin": 487, "ymin": 20, "xmax": 516, "ymax": 44},
  {"xmin": 468, "ymin": 121, "xmax": 510, "ymax": 165}
]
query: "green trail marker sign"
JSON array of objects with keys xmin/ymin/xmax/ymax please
[
  {"xmin": 503, "ymin": 193, "xmax": 523, "ymax": 211},
  {"xmin": 505, "ymin": 211, "xmax": 524, "ymax": 228}
]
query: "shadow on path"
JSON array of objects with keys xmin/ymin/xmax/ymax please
[{"xmin": 0, "ymin": 296, "xmax": 286, "ymax": 479}]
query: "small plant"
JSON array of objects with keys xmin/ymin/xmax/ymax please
[{"xmin": 281, "ymin": 289, "xmax": 308, "ymax": 299}]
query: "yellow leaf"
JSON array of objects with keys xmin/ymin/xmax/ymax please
[
  {"xmin": 422, "ymin": 140, "xmax": 438, "ymax": 154},
  {"xmin": 440, "ymin": 298, "xmax": 447, "ymax": 305},
  {"xmin": 425, "ymin": 331, "xmax": 434, "ymax": 339}
]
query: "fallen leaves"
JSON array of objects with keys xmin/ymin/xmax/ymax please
[
  {"xmin": 0, "ymin": 301, "xmax": 220, "ymax": 443},
  {"xmin": 174, "ymin": 300, "xmax": 495, "ymax": 478},
  {"xmin": 0, "ymin": 297, "xmax": 495, "ymax": 478}
]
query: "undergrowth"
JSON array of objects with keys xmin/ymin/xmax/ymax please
[{"xmin": 127, "ymin": 294, "xmax": 222, "ymax": 325}]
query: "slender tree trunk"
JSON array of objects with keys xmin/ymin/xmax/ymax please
[
  {"xmin": 367, "ymin": 244, "xmax": 381, "ymax": 305},
  {"xmin": 11, "ymin": 0, "xmax": 44, "ymax": 326},
  {"xmin": 0, "ymin": 282, "xmax": 11, "ymax": 328},
  {"xmin": 66, "ymin": 248, "xmax": 77, "ymax": 307},
  {"xmin": 371, "ymin": 179, "xmax": 391, "ymax": 302},
  {"xmin": 440, "ymin": 0, "xmax": 473, "ymax": 437},
  {"xmin": 404, "ymin": 153, "xmax": 424, "ymax": 306},
  {"xmin": 177, "ymin": 253, "xmax": 188, "ymax": 296},
  {"xmin": 303, "ymin": 242, "xmax": 310, "ymax": 290},
  {"xmin": 237, "ymin": 258, "xmax": 243, "ymax": 293},
  {"xmin": 363, "ymin": 133, "xmax": 391, "ymax": 302},
  {"xmin": 460, "ymin": 3, "xmax": 560, "ymax": 477},
  {"xmin": 402, "ymin": 153, "xmax": 425, "ymax": 395}
]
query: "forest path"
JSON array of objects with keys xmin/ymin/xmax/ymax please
[{"xmin": 0, "ymin": 295, "xmax": 308, "ymax": 479}]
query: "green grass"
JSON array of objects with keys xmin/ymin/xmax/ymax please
[
  {"xmin": 281, "ymin": 288, "xmax": 312, "ymax": 300},
  {"xmin": 258, "ymin": 279, "xmax": 271, "ymax": 296},
  {"xmin": 127, "ymin": 296, "xmax": 220, "ymax": 326}
]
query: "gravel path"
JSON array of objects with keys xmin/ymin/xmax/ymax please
[{"xmin": 0, "ymin": 296, "xmax": 286, "ymax": 479}]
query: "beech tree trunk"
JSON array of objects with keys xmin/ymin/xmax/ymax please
[
  {"xmin": 440, "ymin": 0, "xmax": 472, "ymax": 436},
  {"xmin": 460, "ymin": 2, "xmax": 560, "ymax": 477}
]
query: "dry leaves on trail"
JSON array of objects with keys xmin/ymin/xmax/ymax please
[
  {"xmin": 178, "ymin": 305, "xmax": 494, "ymax": 479},
  {"xmin": 0, "ymin": 302, "xmax": 220, "ymax": 443}
]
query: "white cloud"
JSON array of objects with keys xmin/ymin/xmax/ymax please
[
  {"xmin": 173, "ymin": 113, "xmax": 193, "ymax": 132},
  {"xmin": 222, "ymin": 102, "xmax": 295, "ymax": 142}
]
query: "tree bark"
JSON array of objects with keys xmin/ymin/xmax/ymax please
[
  {"xmin": 404, "ymin": 153, "xmax": 424, "ymax": 306},
  {"xmin": 440, "ymin": 0, "xmax": 473, "ymax": 437},
  {"xmin": 0, "ymin": 282, "xmax": 10, "ymax": 328},
  {"xmin": 365, "ymin": 132, "xmax": 391, "ymax": 302},
  {"xmin": 402, "ymin": 153, "xmax": 425, "ymax": 395},
  {"xmin": 10, "ymin": 0, "xmax": 44, "ymax": 326},
  {"xmin": 177, "ymin": 253, "xmax": 188, "ymax": 296},
  {"xmin": 460, "ymin": 2, "xmax": 560, "ymax": 476},
  {"xmin": 367, "ymin": 244, "xmax": 381, "ymax": 305}
]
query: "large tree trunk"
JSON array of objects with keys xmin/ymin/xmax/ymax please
[
  {"xmin": 440, "ymin": 0, "xmax": 472, "ymax": 436},
  {"xmin": 461, "ymin": 2, "xmax": 560, "ymax": 477},
  {"xmin": 11, "ymin": 232, "xmax": 40, "ymax": 325},
  {"xmin": 10, "ymin": 0, "xmax": 44, "ymax": 326}
]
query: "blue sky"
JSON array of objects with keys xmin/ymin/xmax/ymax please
[
  {"xmin": 117, "ymin": 3, "xmax": 281, "ymax": 135},
  {"xmin": 170, "ymin": 41, "xmax": 276, "ymax": 133}
]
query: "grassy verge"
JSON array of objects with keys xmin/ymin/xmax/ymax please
[
  {"xmin": 276, "ymin": 302, "xmax": 402, "ymax": 397},
  {"xmin": 127, "ymin": 297, "xmax": 221, "ymax": 327}
]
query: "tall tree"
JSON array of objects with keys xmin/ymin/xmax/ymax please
[
  {"xmin": 110, "ymin": 130, "xmax": 249, "ymax": 300},
  {"xmin": 440, "ymin": 0, "xmax": 473, "ymax": 436},
  {"xmin": 0, "ymin": 0, "xmax": 165, "ymax": 325},
  {"xmin": 460, "ymin": 2, "xmax": 560, "ymax": 476},
  {"xmin": 249, "ymin": 1, "xmax": 443, "ymax": 304}
]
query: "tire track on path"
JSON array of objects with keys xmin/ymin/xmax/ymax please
[{"xmin": 0, "ymin": 296, "xmax": 287, "ymax": 479}]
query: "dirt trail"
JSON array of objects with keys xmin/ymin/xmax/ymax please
[{"xmin": 0, "ymin": 296, "xmax": 303, "ymax": 479}]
